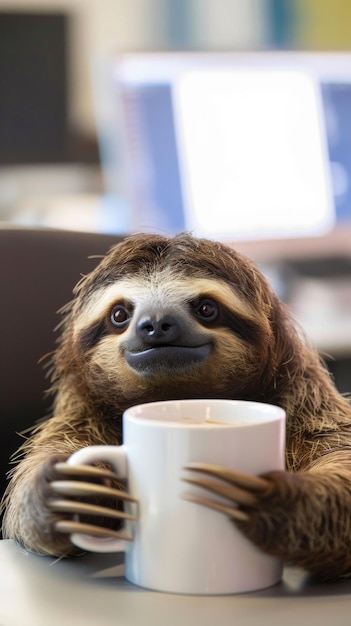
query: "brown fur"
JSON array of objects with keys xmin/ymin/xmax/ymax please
[{"xmin": 2, "ymin": 232, "xmax": 351, "ymax": 578}]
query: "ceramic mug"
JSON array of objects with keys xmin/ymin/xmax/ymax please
[{"xmin": 68, "ymin": 399, "xmax": 286, "ymax": 595}]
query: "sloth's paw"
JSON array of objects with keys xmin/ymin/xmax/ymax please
[
  {"xmin": 44, "ymin": 458, "xmax": 137, "ymax": 543},
  {"xmin": 182, "ymin": 462, "xmax": 291, "ymax": 553},
  {"xmin": 182, "ymin": 462, "xmax": 271, "ymax": 521}
]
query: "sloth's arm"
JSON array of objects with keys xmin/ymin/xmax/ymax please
[
  {"xmin": 183, "ymin": 452, "xmax": 351, "ymax": 581},
  {"xmin": 1, "ymin": 414, "xmax": 124, "ymax": 557}
]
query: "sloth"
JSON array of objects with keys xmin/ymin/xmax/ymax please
[{"xmin": 2, "ymin": 232, "xmax": 351, "ymax": 582}]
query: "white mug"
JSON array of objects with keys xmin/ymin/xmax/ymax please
[{"xmin": 68, "ymin": 399, "xmax": 286, "ymax": 595}]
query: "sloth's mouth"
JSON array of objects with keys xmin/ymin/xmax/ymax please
[{"xmin": 124, "ymin": 344, "xmax": 211, "ymax": 375}]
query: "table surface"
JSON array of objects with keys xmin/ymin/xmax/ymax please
[{"xmin": 1, "ymin": 539, "xmax": 351, "ymax": 626}]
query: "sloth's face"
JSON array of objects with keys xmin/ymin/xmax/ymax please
[
  {"xmin": 74, "ymin": 269, "xmax": 260, "ymax": 376},
  {"xmin": 65, "ymin": 237, "xmax": 275, "ymax": 411}
]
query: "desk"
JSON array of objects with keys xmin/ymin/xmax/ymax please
[{"xmin": 1, "ymin": 540, "xmax": 351, "ymax": 626}]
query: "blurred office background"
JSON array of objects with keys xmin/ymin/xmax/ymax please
[{"xmin": 0, "ymin": 0, "xmax": 351, "ymax": 389}]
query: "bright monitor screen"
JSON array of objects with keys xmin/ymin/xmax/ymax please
[{"xmin": 175, "ymin": 69, "xmax": 332, "ymax": 239}]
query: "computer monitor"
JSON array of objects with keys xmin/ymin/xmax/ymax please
[{"xmin": 96, "ymin": 51, "xmax": 351, "ymax": 241}]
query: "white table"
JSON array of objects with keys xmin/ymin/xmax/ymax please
[{"xmin": 1, "ymin": 539, "xmax": 351, "ymax": 626}]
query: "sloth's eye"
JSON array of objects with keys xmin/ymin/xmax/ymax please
[
  {"xmin": 194, "ymin": 299, "xmax": 219, "ymax": 322},
  {"xmin": 110, "ymin": 305, "xmax": 131, "ymax": 328}
]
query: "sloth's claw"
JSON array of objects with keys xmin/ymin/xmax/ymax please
[
  {"xmin": 50, "ymin": 480, "xmax": 137, "ymax": 502},
  {"xmin": 182, "ymin": 463, "xmax": 270, "ymax": 516},
  {"xmin": 55, "ymin": 519, "xmax": 133, "ymax": 541},
  {"xmin": 53, "ymin": 462, "xmax": 122, "ymax": 483},
  {"xmin": 183, "ymin": 463, "xmax": 268, "ymax": 491},
  {"xmin": 48, "ymin": 499, "xmax": 137, "ymax": 521},
  {"xmin": 182, "ymin": 493, "xmax": 249, "ymax": 521},
  {"xmin": 182, "ymin": 475, "xmax": 259, "ymax": 507}
]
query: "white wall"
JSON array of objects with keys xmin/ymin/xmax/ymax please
[{"xmin": 191, "ymin": 0, "xmax": 268, "ymax": 49}]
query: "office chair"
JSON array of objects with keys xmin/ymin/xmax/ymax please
[{"xmin": 0, "ymin": 226, "xmax": 124, "ymax": 502}]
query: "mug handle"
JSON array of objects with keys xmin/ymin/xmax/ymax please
[{"xmin": 67, "ymin": 445, "xmax": 131, "ymax": 553}]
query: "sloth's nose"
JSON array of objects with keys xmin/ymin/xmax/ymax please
[{"xmin": 136, "ymin": 314, "xmax": 183, "ymax": 345}]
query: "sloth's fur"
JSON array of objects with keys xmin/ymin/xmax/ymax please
[{"xmin": 2, "ymin": 232, "xmax": 351, "ymax": 580}]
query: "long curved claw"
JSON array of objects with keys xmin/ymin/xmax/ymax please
[
  {"xmin": 184, "ymin": 463, "xmax": 269, "ymax": 492},
  {"xmin": 182, "ymin": 463, "xmax": 271, "ymax": 519},
  {"xmin": 48, "ymin": 499, "xmax": 137, "ymax": 521},
  {"xmin": 55, "ymin": 520, "xmax": 133, "ymax": 541},
  {"xmin": 50, "ymin": 480, "xmax": 137, "ymax": 502},
  {"xmin": 182, "ymin": 475, "xmax": 258, "ymax": 507},
  {"xmin": 54, "ymin": 462, "xmax": 123, "ymax": 483},
  {"xmin": 182, "ymin": 493, "xmax": 249, "ymax": 521}
]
